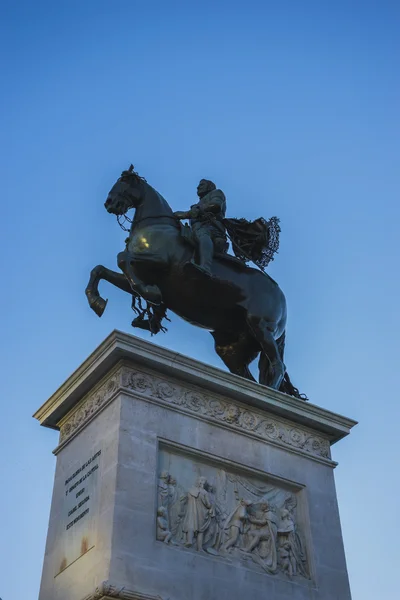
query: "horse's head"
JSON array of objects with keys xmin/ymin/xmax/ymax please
[{"xmin": 104, "ymin": 164, "xmax": 144, "ymax": 215}]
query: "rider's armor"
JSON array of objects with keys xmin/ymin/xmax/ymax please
[{"xmin": 190, "ymin": 188, "xmax": 228, "ymax": 274}]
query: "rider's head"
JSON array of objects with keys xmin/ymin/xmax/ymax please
[{"xmin": 197, "ymin": 179, "xmax": 216, "ymax": 198}]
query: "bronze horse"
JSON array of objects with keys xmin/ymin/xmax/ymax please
[{"xmin": 85, "ymin": 166, "xmax": 303, "ymax": 398}]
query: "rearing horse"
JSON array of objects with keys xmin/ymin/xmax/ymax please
[{"xmin": 86, "ymin": 166, "xmax": 302, "ymax": 397}]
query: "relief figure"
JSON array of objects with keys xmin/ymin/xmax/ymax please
[
  {"xmin": 222, "ymin": 499, "xmax": 251, "ymax": 551},
  {"xmin": 158, "ymin": 471, "xmax": 171, "ymax": 508},
  {"xmin": 279, "ymin": 542, "xmax": 297, "ymax": 577},
  {"xmin": 156, "ymin": 507, "xmax": 173, "ymax": 544},
  {"xmin": 277, "ymin": 508, "xmax": 308, "ymax": 578},
  {"xmin": 181, "ymin": 476, "xmax": 213, "ymax": 551},
  {"xmin": 202, "ymin": 483, "xmax": 225, "ymax": 555},
  {"xmin": 246, "ymin": 503, "xmax": 278, "ymax": 573}
]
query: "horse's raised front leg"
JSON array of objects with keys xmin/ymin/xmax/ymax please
[
  {"xmin": 85, "ymin": 265, "xmax": 132, "ymax": 317},
  {"xmin": 117, "ymin": 251, "xmax": 162, "ymax": 305}
]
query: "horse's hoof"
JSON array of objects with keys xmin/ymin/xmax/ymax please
[
  {"xmin": 131, "ymin": 317, "xmax": 151, "ymax": 331},
  {"xmin": 91, "ymin": 296, "xmax": 108, "ymax": 317}
]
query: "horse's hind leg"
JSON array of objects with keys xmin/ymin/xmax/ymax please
[
  {"xmin": 246, "ymin": 316, "xmax": 285, "ymax": 389},
  {"xmin": 211, "ymin": 331, "xmax": 258, "ymax": 381}
]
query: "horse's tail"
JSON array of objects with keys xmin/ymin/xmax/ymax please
[
  {"xmin": 276, "ymin": 330, "xmax": 286, "ymax": 362},
  {"xmin": 277, "ymin": 331, "xmax": 308, "ymax": 401}
]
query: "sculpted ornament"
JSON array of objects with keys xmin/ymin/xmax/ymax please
[{"xmin": 157, "ymin": 449, "xmax": 311, "ymax": 581}]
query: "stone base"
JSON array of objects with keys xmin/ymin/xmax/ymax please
[{"xmin": 34, "ymin": 330, "xmax": 356, "ymax": 600}]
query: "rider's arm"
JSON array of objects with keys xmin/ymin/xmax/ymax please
[
  {"xmin": 173, "ymin": 210, "xmax": 191, "ymax": 220},
  {"xmin": 205, "ymin": 190, "xmax": 226, "ymax": 217},
  {"xmin": 174, "ymin": 202, "xmax": 202, "ymax": 220}
]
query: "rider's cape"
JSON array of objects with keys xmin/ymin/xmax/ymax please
[{"xmin": 223, "ymin": 216, "xmax": 281, "ymax": 270}]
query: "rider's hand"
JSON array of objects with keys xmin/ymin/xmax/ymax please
[
  {"xmin": 189, "ymin": 206, "xmax": 201, "ymax": 218},
  {"xmin": 173, "ymin": 211, "xmax": 189, "ymax": 220}
]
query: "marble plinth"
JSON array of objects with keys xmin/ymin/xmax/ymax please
[{"xmin": 34, "ymin": 330, "xmax": 356, "ymax": 600}]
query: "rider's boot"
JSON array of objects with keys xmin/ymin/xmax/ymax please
[{"xmin": 191, "ymin": 234, "xmax": 213, "ymax": 276}]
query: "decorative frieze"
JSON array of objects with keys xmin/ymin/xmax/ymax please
[
  {"xmin": 58, "ymin": 365, "xmax": 331, "ymax": 463},
  {"xmin": 119, "ymin": 367, "xmax": 331, "ymax": 461},
  {"xmin": 59, "ymin": 371, "xmax": 120, "ymax": 444}
]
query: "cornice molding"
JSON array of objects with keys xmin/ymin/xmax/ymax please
[
  {"xmin": 57, "ymin": 364, "xmax": 334, "ymax": 466},
  {"xmin": 34, "ymin": 330, "xmax": 357, "ymax": 444}
]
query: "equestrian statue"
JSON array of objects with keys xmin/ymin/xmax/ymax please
[{"xmin": 85, "ymin": 165, "xmax": 305, "ymax": 399}]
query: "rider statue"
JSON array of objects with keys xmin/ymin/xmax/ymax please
[
  {"xmin": 174, "ymin": 179, "xmax": 228, "ymax": 276},
  {"xmin": 86, "ymin": 164, "xmax": 305, "ymax": 399}
]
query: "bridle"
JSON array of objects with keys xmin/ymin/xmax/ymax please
[
  {"xmin": 116, "ymin": 213, "xmax": 133, "ymax": 232},
  {"xmin": 114, "ymin": 174, "xmax": 143, "ymax": 232},
  {"xmin": 114, "ymin": 176, "xmax": 179, "ymax": 233},
  {"xmin": 117, "ymin": 213, "xmax": 180, "ymax": 233}
]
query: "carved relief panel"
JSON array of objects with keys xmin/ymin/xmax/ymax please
[{"xmin": 156, "ymin": 443, "xmax": 312, "ymax": 582}]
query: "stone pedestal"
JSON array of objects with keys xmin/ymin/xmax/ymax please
[{"xmin": 35, "ymin": 330, "xmax": 356, "ymax": 600}]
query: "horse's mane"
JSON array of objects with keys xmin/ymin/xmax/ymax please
[{"xmin": 120, "ymin": 164, "xmax": 147, "ymax": 183}]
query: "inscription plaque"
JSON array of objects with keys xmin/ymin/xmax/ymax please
[{"xmin": 57, "ymin": 449, "xmax": 102, "ymax": 574}]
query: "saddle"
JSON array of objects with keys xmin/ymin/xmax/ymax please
[
  {"xmin": 180, "ymin": 223, "xmax": 250, "ymax": 271},
  {"xmin": 180, "ymin": 215, "xmax": 280, "ymax": 272}
]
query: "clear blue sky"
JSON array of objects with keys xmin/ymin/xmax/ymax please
[{"xmin": 1, "ymin": 1, "xmax": 399, "ymax": 598}]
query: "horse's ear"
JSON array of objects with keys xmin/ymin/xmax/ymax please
[{"xmin": 128, "ymin": 164, "xmax": 134, "ymax": 172}]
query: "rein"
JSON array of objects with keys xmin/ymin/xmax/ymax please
[
  {"xmin": 115, "ymin": 174, "xmax": 179, "ymax": 233},
  {"xmin": 117, "ymin": 213, "xmax": 179, "ymax": 233},
  {"xmin": 117, "ymin": 214, "xmax": 133, "ymax": 231}
]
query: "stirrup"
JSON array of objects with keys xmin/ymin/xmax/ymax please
[{"xmin": 185, "ymin": 260, "xmax": 213, "ymax": 277}]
